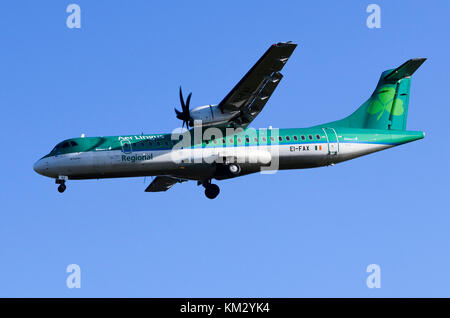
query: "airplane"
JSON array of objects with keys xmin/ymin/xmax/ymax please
[{"xmin": 33, "ymin": 42, "xmax": 426, "ymax": 199}]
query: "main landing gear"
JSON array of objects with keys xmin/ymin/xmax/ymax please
[
  {"xmin": 200, "ymin": 163, "xmax": 241, "ymax": 199},
  {"xmin": 56, "ymin": 176, "xmax": 67, "ymax": 193},
  {"xmin": 202, "ymin": 180, "xmax": 220, "ymax": 199}
]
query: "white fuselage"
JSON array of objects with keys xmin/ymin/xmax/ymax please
[{"xmin": 33, "ymin": 141, "xmax": 391, "ymax": 181}]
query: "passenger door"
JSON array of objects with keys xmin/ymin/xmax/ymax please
[
  {"xmin": 322, "ymin": 127, "xmax": 339, "ymax": 155},
  {"xmin": 121, "ymin": 140, "xmax": 133, "ymax": 154}
]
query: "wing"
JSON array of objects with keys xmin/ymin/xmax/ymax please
[
  {"xmin": 144, "ymin": 176, "xmax": 186, "ymax": 192},
  {"xmin": 218, "ymin": 41, "xmax": 297, "ymax": 126}
]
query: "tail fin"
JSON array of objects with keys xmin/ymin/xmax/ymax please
[{"xmin": 327, "ymin": 58, "xmax": 426, "ymax": 130}]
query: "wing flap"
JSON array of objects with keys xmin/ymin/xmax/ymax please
[{"xmin": 248, "ymin": 72, "xmax": 283, "ymax": 116}]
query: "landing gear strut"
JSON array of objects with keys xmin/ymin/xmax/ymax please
[
  {"xmin": 203, "ymin": 180, "xmax": 220, "ymax": 199},
  {"xmin": 56, "ymin": 176, "xmax": 67, "ymax": 193}
]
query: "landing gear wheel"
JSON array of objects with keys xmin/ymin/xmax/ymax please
[
  {"xmin": 57, "ymin": 184, "xmax": 66, "ymax": 193},
  {"xmin": 227, "ymin": 163, "xmax": 241, "ymax": 176},
  {"xmin": 204, "ymin": 183, "xmax": 220, "ymax": 199}
]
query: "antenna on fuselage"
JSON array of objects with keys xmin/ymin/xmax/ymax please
[{"xmin": 81, "ymin": 133, "xmax": 85, "ymax": 138}]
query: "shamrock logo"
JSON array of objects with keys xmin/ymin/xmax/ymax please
[{"xmin": 367, "ymin": 85, "xmax": 404, "ymax": 120}]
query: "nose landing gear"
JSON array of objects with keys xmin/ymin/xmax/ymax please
[
  {"xmin": 56, "ymin": 176, "xmax": 68, "ymax": 193},
  {"xmin": 57, "ymin": 183, "xmax": 66, "ymax": 193}
]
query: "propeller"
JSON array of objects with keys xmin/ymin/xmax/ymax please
[{"xmin": 174, "ymin": 87, "xmax": 193, "ymax": 128}]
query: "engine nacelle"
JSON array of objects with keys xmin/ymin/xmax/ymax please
[{"xmin": 189, "ymin": 104, "xmax": 238, "ymax": 127}]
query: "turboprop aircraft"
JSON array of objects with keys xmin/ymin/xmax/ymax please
[{"xmin": 33, "ymin": 42, "xmax": 426, "ymax": 199}]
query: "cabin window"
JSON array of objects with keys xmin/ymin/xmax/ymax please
[
  {"xmin": 262, "ymin": 137, "xmax": 267, "ymax": 142},
  {"xmin": 156, "ymin": 142, "xmax": 161, "ymax": 146},
  {"xmin": 229, "ymin": 138, "xmax": 233, "ymax": 143},
  {"xmin": 270, "ymin": 136, "xmax": 275, "ymax": 142},
  {"xmin": 293, "ymin": 136, "xmax": 298, "ymax": 141},
  {"xmin": 278, "ymin": 136, "xmax": 283, "ymax": 141},
  {"xmin": 245, "ymin": 137, "xmax": 250, "ymax": 143},
  {"xmin": 301, "ymin": 135, "xmax": 306, "ymax": 141},
  {"xmin": 254, "ymin": 137, "xmax": 258, "ymax": 142},
  {"xmin": 316, "ymin": 134, "xmax": 321, "ymax": 140},
  {"xmin": 285, "ymin": 136, "xmax": 291, "ymax": 141},
  {"xmin": 213, "ymin": 139, "xmax": 217, "ymax": 144},
  {"xmin": 205, "ymin": 140, "xmax": 209, "ymax": 145},
  {"xmin": 308, "ymin": 135, "xmax": 313, "ymax": 140}
]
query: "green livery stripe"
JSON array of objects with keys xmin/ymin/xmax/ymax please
[{"xmin": 42, "ymin": 128, "xmax": 424, "ymax": 158}]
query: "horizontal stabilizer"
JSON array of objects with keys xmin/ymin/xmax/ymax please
[
  {"xmin": 384, "ymin": 58, "xmax": 427, "ymax": 82},
  {"xmin": 145, "ymin": 176, "xmax": 186, "ymax": 192}
]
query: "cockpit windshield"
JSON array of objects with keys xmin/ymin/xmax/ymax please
[{"xmin": 50, "ymin": 140, "xmax": 79, "ymax": 153}]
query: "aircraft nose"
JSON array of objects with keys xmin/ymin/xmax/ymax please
[{"xmin": 33, "ymin": 159, "xmax": 46, "ymax": 175}]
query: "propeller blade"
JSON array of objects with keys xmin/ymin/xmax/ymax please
[
  {"xmin": 176, "ymin": 86, "xmax": 193, "ymax": 128},
  {"xmin": 179, "ymin": 87, "xmax": 185, "ymax": 110},
  {"xmin": 186, "ymin": 92, "xmax": 192, "ymax": 110}
]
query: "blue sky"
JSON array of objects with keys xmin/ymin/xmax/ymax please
[{"xmin": 0, "ymin": 0, "xmax": 449, "ymax": 297}]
